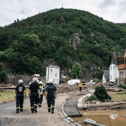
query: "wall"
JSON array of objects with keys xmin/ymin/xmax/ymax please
[{"xmin": 7, "ymin": 74, "xmax": 46, "ymax": 85}]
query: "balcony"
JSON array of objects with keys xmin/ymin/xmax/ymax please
[{"xmin": 118, "ymin": 64, "xmax": 126, "ymax": 70}]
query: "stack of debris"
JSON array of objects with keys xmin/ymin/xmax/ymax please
[{"xmin": 55, "ymin": 83, "xmax": 86, "ymax": 93}]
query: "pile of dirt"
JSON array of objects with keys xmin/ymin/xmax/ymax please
[
  {"xmin": 0, "ymin": 88, "xmax": 4, "ymax": 92},
  {"xmin": 0, "ymin": 83, "xmax": 15, "ymax": 87},
  {"xmin": 55, "ymin": 83, "xmax": 86, "ymax": 93},
  {"xmin": 91, "ymin": 82, "xmax": 126, "ymax": 92}
]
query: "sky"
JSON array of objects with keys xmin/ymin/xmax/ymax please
[{"xmin": 0, "ymin": 0, "xmax": 126, "ymax": 27}]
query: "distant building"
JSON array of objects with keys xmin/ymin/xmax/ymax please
[
  {"xmin": 46, "ymin": 65, "xmax": 60, "ymax": 84},
  {"xmin": 102, "ymin": 70, "xmax": 109, "ymax": 84},
  {"xmin": 108, "ymin": 51, "xmax": 125, "ymax": 85},
  {"xmin": 117, "ymin": 50, "xmax": 126, "ymax": 84}
]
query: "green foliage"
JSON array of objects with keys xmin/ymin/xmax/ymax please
[
  {"xmin": 87, "ymin": 95, "xmax": 97, "ymax": 101},
  {"xmin": 65, "ymin": 77, "xmax": 70, "ymax": 81},
  {"xmin": 0, "ymin": 9, "xmax": 126, "ymax": 75},
  {"xmin": 0, "ymin": 63, "xmax": 7, "ymax": 82},
  {"xmin": 93, "ymin": 70, "xmax": 103, "ymax": 80},
  {"xmin": 118, "ymin": 84, "xmax": 126, "ymax": 89},
  {"xmin": 94, "ymin": 86, "xmax": 112, "ymax": 101},
  {"xmin": 70, "ymin": 63, "xmax": 82, "ymax": 79}
]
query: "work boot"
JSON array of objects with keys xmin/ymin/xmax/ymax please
[
  {"xmin": 31, "ymin": 111, "xmax": 34, "ymax": 113},
  {"xmin": 20, "ymin": 109, "xmax": 23, "ymax": 112},
  {"xmin": 34, "ymin": 109, "xmax": 37, "ymax": 113},
  {"xmin": 48, "ymin": 109, "xmax": 50, "ymax": 112},
  {"xmin": 52, "ymin": 111, "xmax": 54, "ymax": 114},
  {"xmin": 16, "ymin": 111, "xmax": 19, "ymax": 113}
]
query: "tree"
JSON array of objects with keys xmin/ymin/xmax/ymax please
[
  {"xmin": 70, "ymin": 63, "xmax": 82, "ymax": 79},
  {"xmin": 93, "ymin": 69, "xmax": 103, "ymax": 80},
  {"xmin": 0, "ymin": 63, "xmax": 7, "ymax": 82}
]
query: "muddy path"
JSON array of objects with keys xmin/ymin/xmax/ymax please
[{"xmin": 0, "ymin": 89, "xmax": 88, "ymax": 126}]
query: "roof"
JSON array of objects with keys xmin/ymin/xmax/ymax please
[
  {"xmin": 108, "ymin": 52, "xmax": 124, "ymax": 66},
  {"xmin": 103, "ymin": 70, "xmax": 109, "ymax": 79},
  {"xmin": 46, "ymin": 65, "xmax": 60, "ymax": 68}
]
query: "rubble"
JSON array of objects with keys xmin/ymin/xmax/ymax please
[{"xmin": 55, "ymin": 83, "xmax": 86, "ymax": 93}]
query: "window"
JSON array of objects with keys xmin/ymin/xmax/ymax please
[
  {"xmin": 110, "ymin": 75, "xmax": 112, "ymax": 80},
  {"xmin": 113, "ymin": 66, "xmax": 115, "ymax": 70},
  {"xmin": 110, "ymin": 66, "xmax": 112, "ymax": 70},
  {"xmin": 118, "ymin": 59, "xmax": 124, "ymax": 65},
  {"xmin": 120, "ymin": 71, "xmax": 124, "ymax": 78},
  {"xmin": 55, "ymin": 73, "xmax": 57, "ymax": 77}
]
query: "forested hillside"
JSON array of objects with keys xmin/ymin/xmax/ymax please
[{"xmin": 0, "ymin": 8, "xmax": 126, "ymax": 76}]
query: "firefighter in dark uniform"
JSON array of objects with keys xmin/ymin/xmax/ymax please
[
  {"xmin": 38, "ymin": 81, "xmax": 44, "ymax": 107},
  {"xmin": 15, "ymin": 79, "xmax": 26, "ymax": 113},
  {"xmin": 45, "ymin": 79, "xmax": 57, "ymax": 114},
  {"xmin": 29, "ymin": 77, "xmax": 40, "ymax": 113}
]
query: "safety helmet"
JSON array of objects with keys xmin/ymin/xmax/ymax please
[
  {"xmin": 39, "ymin": 81, "xmax": 43, "ymax": 84},
  {"xmin": 18, "ymin": 79, "xmax": 23, "ymax": 84},
  {"xmin": 47, "ymin": 79, "xmax": 53, "ymax": 83},
  {"xmin": 37, "ymin": 79, "xmax": 39, "ymax": 83},
  {"xmin": 32, "ymin": 77, "xmax": 38, "ymax": 82}
]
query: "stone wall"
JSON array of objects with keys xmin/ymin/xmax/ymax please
[{"xmin": 7, "ymin": 74, "xmax": 46, "ymax": 85}]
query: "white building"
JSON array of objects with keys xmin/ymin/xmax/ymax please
[
  {"xmin": 108, "ymin": 52, "xmax": 124, "ymax": 85},
  {"xmin": 102, "ymin": 70, "xmax": 109, "ymax": 84},
  {"xmin": 46, "ymin": 65, "xmax": 60, "ymax": 84}
]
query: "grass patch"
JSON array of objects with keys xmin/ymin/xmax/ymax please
[
  {"xmin": 0, "ymin": 51, "xmax": 4, "ymax": 55},
  {"xmin": 0, "ymin": 90, "xmax": 15, "ymax": 103},
  {"xmin": 0, "ymin": 89, "xmax": 29, "ymax": 103},
  {"xmin": 110, "ymin": 91, "xmax": 126, "ymax": 102}
]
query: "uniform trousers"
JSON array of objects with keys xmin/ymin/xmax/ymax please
[
  {"xmin": 30, "ymin": 92, "xmax": 38, "ymax": 112},
  {"xmin": 47, "ymin": 97, "xmax": 55, "ymax": 112},
  {"xmin": 16, "ymin": 96, "xmax": 24, "ymax": 112}
]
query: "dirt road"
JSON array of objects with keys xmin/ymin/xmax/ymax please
[{"xmin": 0, "ymin": 92, "xmax": 78, "ymax": 126}]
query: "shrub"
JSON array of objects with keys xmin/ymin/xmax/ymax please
[
  {"xmin": 65, "ymin": 77, "xmax": 70, "ymax": 81},
  {"xmin": 118, "ymin": 84, "xmax": 126, "ymax": 89},
  {"xmin": 94, "ymin": 86, "xmax": 112, "ymax": 101},
  {"xmin": 87, "ymin": 95, "xmax": 97, "ymax": 101},
  {"xmin": 0, "ymin": 62, "xmax": 8, "ymax": 82},
  {"xmin": 93, "ymin": 80, "xmax": 98, "ymax": 82}
]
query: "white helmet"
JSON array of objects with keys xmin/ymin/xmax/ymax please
[
  {"xmin": 37, "ymin": 79, "xmax": 39, "ymax": 83},
  {"xmin": 32, "ymin": 77, "xmax": 38, "ymax": 82},
  {"xmin": 18, "ymin": 79, "xmax": 23, "ymax": 84},
  {"xmin": 47, "ymin": 79, "xmax": 53, "ymax": 83},
  {"xmin": 39, "ymin": 81, "xmax": 43, "ymax": 84}
]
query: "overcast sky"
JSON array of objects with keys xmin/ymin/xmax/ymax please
[{"xmin": 0, "ymin": 0, "xmax": 126, "ymax": 27}]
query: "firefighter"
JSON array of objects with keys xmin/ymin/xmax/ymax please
[
  {"xmin": 44, "ymin": 79, "xmax": 57, "ymax": 114},
  {"xmin": 38, "ymin": 81, "xmax": 44, "ymax": 107},
  {"xmin": 29, "ymin": 77, "xmax": 40, "ymax": 113},
  {"xmin": 78, "ymin": 82, "xmax": 83, "ymax": 92},
  {"xmin": 15, "ymin": 79, "xmax": 26, "ymax": 113}
]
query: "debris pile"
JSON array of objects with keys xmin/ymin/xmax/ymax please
[
  {"xmin": 0, "ymin": 83, "xmax": 15, "ymax": 87},
  {"xmin": 55, "ymin": 83, "xmax": 86, "ymax": 93}
]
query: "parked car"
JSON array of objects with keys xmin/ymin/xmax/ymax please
[
  {"xmin": 74, "ymin": 83, "xmax": 79, "ymax": 86},
  {"xmin": 81, "ymin": 82, "xmax": 86, "ymax": 86},
  {"xmin": 108, "ymin": 81, "xmax": 115, "ymax": 86}
]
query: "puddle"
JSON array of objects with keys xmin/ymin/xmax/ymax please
[{"xmin": 72, "ymin": 110, "xmax": 126, "ymax": 126}]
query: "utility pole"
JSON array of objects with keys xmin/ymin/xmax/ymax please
[{"xmin": 62, "ymin": 4, "xmax": 63, "ymax": 8}]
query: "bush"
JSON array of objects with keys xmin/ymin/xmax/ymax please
[
  {"xmin": 65, "ymin": 77, "xmax": 70, "ymax": 81},
  {"xmin": 94, "ymin": 86, "xmax": 112, "ymax": 101},
  {"xmin": 93, "ymin": 80, "xmax": 98, "ymax": 82},
  {"xmin": 87, "ymin": 95, "xmax": 97, "ymax": 101},
  {"xmin": 0, "ymin": 62, "xmax": 8, "ymax": 82},
  {"xmin": 0, "ymin": 71, "xmax": 7, "ymax": 82},
  {"xmin": 118, "ymin": 84, "xmax": 126, "ymax": 89}
]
